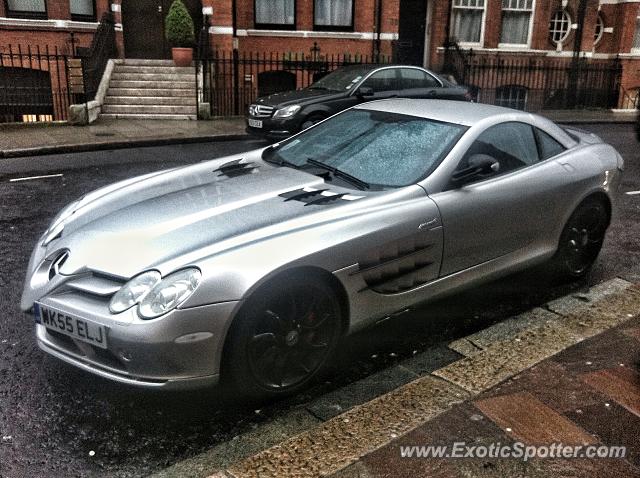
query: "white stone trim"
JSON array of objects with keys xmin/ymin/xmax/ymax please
[
  {"xmin": 0, "ymin": 17, "xmax": 98, "ymax": 30},
  {"xmin": 111, "ymin": 4, "xmax": 121, "ymax": 12},
  {"xmin": 599, "ymin": 0, "xmax": 640, "ymax": 4},
  {"xmin": 235, "ymin": 29, "xmax": 398, "ymax": 40},
  {"xmin": 209, "ymin": 26, "xmax": 234, "ymax": 34},
  {"xmin": 115, "ymin": 23, "xmax": 123, "ymax": 32}
]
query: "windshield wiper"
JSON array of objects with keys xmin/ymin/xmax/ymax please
[{"xmin": 304, "ymin": 158, "xmax": 370, "ymax": 190}]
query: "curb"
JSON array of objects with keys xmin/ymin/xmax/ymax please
[
  {"xmin": 0, "ymin": 133, "xmax": 253, "ymax": 159},
  {"xmin": 151, "ymin": 278, "xmax": 640, "ymax": 478}
]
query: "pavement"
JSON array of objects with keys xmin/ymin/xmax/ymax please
[
  {"xmin": 153, "ymin": 278, "xmax": 640, "ymax": 478},
  {"xmin": 0, "ymin": 117, "xmax": 249, "ymax": 158},
  {"xmin": 0, "ymin": 109, "xmax": 636, "ymax": 159}
]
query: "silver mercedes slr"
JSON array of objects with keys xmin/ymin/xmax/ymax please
[{"xmin": 21, "ymin": 100, "xmax": 623, "ymax": 397}]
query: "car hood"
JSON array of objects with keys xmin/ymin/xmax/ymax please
[
  {"xmin": 48, "ymin": 152, "xmax": 369, "ymax": 279},
  {"xmin": 255, "ymin": 88, "xmax": 346, "ymax": 108}
]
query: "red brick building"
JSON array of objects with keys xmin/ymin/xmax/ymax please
[{"xmin": 3, "ymin": 0, "xmax": 640, "ymax": 116}]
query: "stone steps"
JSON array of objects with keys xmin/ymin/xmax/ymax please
[
  {"xmin": 100, "ymin": 60, "xmax": 197, "ymax": 120},
  {"xmin": 102, "ymin": 104, "xmax": 196, "ymax": 115},
  {"xmin": 103, "ymin": 96, "xmax": 197, "ymax": 106},
  {"xmin": 107, "ymin": 87, "xmax": 195, "ymax": 97},
  {"xmin": 101, "ymin": 113, "xmax": 198, "ymax": 120},
  {"xmin": 108, "ymin": 80, "xmax": 195, "ymax": 90}
]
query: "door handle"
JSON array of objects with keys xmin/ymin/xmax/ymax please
[{"xmin": 158, "ymin": 5, "xmax": 163, "ymax": 13}]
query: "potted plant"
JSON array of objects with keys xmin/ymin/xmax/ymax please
[{"xmin": 165, "ymin": 0, "xmax": 195, "ymax": 67}]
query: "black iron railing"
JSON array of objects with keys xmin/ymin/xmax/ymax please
[
  {"xmin": 440, "ymin": 44, "xmax": 623, "ymax": 111},
  {"xmin": 78, "ymin": 12, "xmax": 116, "ymax": 102},
  {"xmin": 0, "ymin": 45, "xmax": 72, "ymax": 123},
  {"xmin": 197, "ymin": 50, "xmax": 391, "ymax": 118}
]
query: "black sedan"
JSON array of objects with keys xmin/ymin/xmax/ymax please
[{"xmin": 246, "ymin": 64, "xmax": 471, "ymax": 140}]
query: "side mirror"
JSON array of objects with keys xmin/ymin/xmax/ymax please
[
  {"xmin": 356, "ymin": 86, "xmax": 374, "ymax": 98},
  {"xmin": 451, "ymin": 154, "xmax": 500, "ymax": 185}
]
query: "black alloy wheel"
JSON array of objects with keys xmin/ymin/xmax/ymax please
[
  {"xmin": 225, "ymin": 277, "xmax": 342, "ymax": 398},
  {"xmin": 554, "ymin": 198, "xmax": 609, "ymax": 278},
  {"xmin": 301, "ymin": 114, "xmax": 327, "ymax": 131}
]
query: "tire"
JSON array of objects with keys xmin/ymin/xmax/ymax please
[
  {"xmin": 548, "ymin": 197, "xmax": 609, "ymax": 280},
  {"xmin": 300, "ymin": 114, "xmax": 327, "ymax": 131},
  {"xmin": 223, "ymin": 274, "xmax": 342, "ymax": 400}
]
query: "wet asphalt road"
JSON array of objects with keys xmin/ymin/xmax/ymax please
[{"xmin": 0, "ymin": 125, "xmax": 639, "ymax": 478}]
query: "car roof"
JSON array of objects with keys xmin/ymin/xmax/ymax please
[{"xmin": 355, "ymin": 99, "xmax": 530, "ymax": 127}]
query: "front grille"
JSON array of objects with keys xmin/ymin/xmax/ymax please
[{"xmin": 249, "ymin": 104, "xmax": 274, "ymax": 118}]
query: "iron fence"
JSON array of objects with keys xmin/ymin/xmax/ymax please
[
  {"xmin": 198, "ymin": 50, "xmax": 391, "ymax": 118},
  {"xmin": 441, "ymin": 47, "xmax": 623, "ymax": 111},
  {"xmin": 0, "ymin": 45, "xmax": 72, "ymax": 123},
  {"xmin": 78, "ymin": 12, "xmax": 117, "ymax": 102}
]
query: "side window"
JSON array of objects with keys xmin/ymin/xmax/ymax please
[
  {"xmin": 535, "ymin": 128, "xmax": 566, "ymax": 160},
  {"xmin": 456, "ymin": 122, "xmax": 539, "ymax": 180},
  {"xmin": 361, "ymin": 69, "xmax": 399, "ymax": 93},
  {"xmin": 400, "ymin": 68, "xmax": 440, "ymax": 89}
]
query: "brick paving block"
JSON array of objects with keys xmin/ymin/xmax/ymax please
[
  {"xmin": 476, "ymin": 361, "xmax": 609, "ymax": 413},
  {"xmin": 621, "ymin": 327, "xmax": 640, "ymax": 342},
  {"xmin": 474, "ymin": 392, "xmax": 598, "ymax": 446},
  {"xmin": 553, "ymin": 327, "xmax": 640, "ymax": 375},
  {"xmin": 566, "ymin": 400, "xmax": 640, "ymax": 468},
  {"xmin": 580, "ymin": 368, "xmax": 640, "ymax": 417}
]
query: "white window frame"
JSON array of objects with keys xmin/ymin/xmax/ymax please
[
  {"xmin": 498, "ymin": 0, "xmax": 536, "ymax": 49},
  {"xmin": 632, "ymin": 12, "xmax": 640, "ymax": 54},
  {"xmin": 451, "ymin": 0, "xmax": 487, "ymax": 47},
  {"xmin": 549, "ymin": 9, "xmax": 571, "ymax": 46}
]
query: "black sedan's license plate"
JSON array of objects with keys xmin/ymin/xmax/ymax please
[{"xmin": 34, "ymin": 303, "xmax": 108, "ymax": 349}]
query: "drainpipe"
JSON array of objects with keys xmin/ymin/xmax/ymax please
[
  {"xmin": 374, "ymin": 0, "xmax": 382, "ymax": 61},
  {"xmin": 232, "ymin": 0, "xmax": 239, "ymax": 114}
]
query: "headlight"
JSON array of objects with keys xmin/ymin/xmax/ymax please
[
  {"xmin": 42, "ymin": 198, "xmax": 82, "ymax": 246},
  {"xmin": 109, "ymin": 271, "xmax": 161, "ymax": 314},
  {"xmin": 273, "ymin": 105, "xmax": 301, "ymax": 119},
  {"xmin": 138, "ymin": 268, "xmax": 201, "ymax": 319}
]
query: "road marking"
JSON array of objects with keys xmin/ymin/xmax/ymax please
[
  {"xmin": 9, "ymin": 173, "xmax": 63, "ymax": 182},
  {"xmin": 625, "ymin": 190, "xmax": 640, "ymax": 196}
]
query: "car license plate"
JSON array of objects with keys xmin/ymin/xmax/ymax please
[
  {"xmin": 248, "ymin": 119, "xmax": 263, "ymax": 128},
  {"xmin": 34, "ymin": 303, "xmax": 108, "ymax": 349}
]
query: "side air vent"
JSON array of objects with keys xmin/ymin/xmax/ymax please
[
  {"xmin": 279, "ymin": 188, "xmax": 363, "ymax": 206},
  {"xmin": 355, "ymin": 237, "xmax": 439, "ymax": 294},
  {"xmin": 214, "ymin": 159, "xmax": 258, "ymax": 178}
]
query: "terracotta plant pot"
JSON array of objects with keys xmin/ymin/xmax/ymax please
[{"xmin": 171, "ymin": 47, "xmax": 193, "ymax": 67}]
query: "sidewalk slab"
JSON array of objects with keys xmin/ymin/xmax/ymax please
[
  {"xmin": 0, "ymin": 117, "xmax": 250, "ymax": 158},
  {"xmin": 342, "ymin": 315, "xmax": 640, "ymax": 478}
]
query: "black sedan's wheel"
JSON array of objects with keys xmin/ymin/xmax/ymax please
[
  {"xmin": 551, "ymin": 198, "xmax": 609, "ymax": 279},
  {"xmin": 300, "ymin": 114, "xmax": 327, "ymax": 131},
  {"xmin": 224, "ymin": 276, "xmax": 342, "ymax": 399}
]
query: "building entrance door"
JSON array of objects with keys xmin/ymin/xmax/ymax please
[
  {"xmin": 397, "ymin": 0, "xmax": 427, "ymax": 66},
  {"xmin": 122, "ymin": 0, "xmax": 202, "ymax": 59}
]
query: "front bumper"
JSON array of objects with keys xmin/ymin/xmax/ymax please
[
  {"xmin": 32, "ymin": 298, "xmax": 240, "ymax": 390},
  {"xmin": 245, "ymin": 115, "xmax": 301, "ymax": 140}
]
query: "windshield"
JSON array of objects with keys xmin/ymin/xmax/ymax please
[
  {"xmin": 263, "ymin": 109, "xmax": 466, "ymax": 188},
  {"xmin": 308, "ymin": 67, "xmax": 370, "ymax": 92}
]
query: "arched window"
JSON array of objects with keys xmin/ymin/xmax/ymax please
[
  {"xmin": 495, "ymin": 85, "xmax": 528, "ymax": 110},
  {"xmin": 594, "ymin": 14, "xmax": 605, "ymax": 46},
  {"xmin": 549, "ymin": 10, "xmax": 571, "ymax": 45}
]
